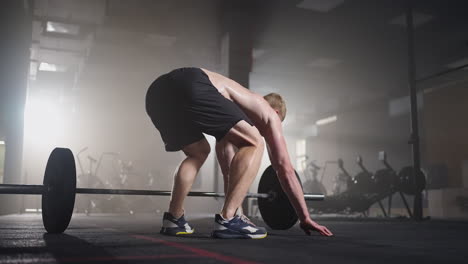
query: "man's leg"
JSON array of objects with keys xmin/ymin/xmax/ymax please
[
  {"xmin": 219, "ymin": 121, "xmax": 264, "ymax": 219},
  {"xmin": 168, "ymin": 138, "xmax": 210, "ymax": 218},
  {"xmin": 215, "ymin": 140, "xmax": 236, "ymax": 195},
  {"xmin": 216, "ymin": 140, "xmax": 248, "ymax": 216}
]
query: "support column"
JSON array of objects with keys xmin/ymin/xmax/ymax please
[
  {"xmin": 221, "ymin": 0, "xmax": 256, "ymax": 86},
  {"xmin": 0, "ymin": 1, "xmax": 32, "ymax": 214},
  {"xmin": 405, "ymin": 0, "xmax": 423, "ymax": 221}
]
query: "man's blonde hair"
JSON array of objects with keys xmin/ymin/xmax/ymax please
[{"xmin": 263, "ymin": 93, "xmax": 287, "ymax": 121}]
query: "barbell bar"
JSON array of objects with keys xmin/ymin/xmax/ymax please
[
  {"xmin": 0, "ymin": 184, "xmax": 323, "ymax": 200},
  {"xmin": 0, "ymin": 148, "xmax": 324, "ymax": 233}
]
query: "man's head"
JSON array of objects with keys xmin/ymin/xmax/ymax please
[{"xmin": 263, "ymin": 93, "xmax": 287, "ymax": 121}]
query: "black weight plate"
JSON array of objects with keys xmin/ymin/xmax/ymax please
[
  {"xmin": 258, "ymin": 165, "xmax": 301, "ymax": 230},
  {"xmin": 348, "ymin": 195, "xmax": 373, "ymax": 212},
  {"xmin": 42, "ymin": 148, "xmax": 76, "ymax": 233},
  {"xmin": 373, "ymin": 169, "xmax": 398, "ymax": 194},
  {"xmin": 349, "ymin": 171, "xmax": 374, "ymax": 194},
  {"xmin": 398, "ymin": 166, "xmax": 426, "ymax": 195}
]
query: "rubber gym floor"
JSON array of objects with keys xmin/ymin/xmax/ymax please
[{"xmin": 1, "ymin": 214, "xmax": 467, "ymax": 264}]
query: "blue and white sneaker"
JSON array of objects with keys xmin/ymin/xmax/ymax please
[
  {"xmin": 160, "ymin": 212, "xmax": 194, "ymax": 236},
  {"xmin": 212, "ymin": 214, "xmax": 267, "ymax": 239}
]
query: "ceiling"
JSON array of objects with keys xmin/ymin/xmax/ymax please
[
  {"xmin": 250, "ymin": 0, "xmax": 468, "ymax": 117},
  {"xmin": 28, "ymin": 0, "xmax": 468, "ymax": 124}
]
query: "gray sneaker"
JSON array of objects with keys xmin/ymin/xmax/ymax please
[
  {"xmin": 160, "ymin": 212, "xmax": 194, "ymax": 236},
  {"xmin": 212, "ymin": 214, "xmax": 267, "ymax": 239}
]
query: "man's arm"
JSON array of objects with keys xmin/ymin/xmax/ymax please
[
  {"xmin": 264, "ymin": 115, "xmax": 333, "ymax": 236},
  {"xmin": 263, "ymin": 116, "xmax": 310, "ymax": 222}
]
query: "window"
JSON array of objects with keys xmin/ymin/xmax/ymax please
[
  {"xmin": 296, "ymin": 139, "xmax": 306, "ymax": 172},
  {"xmin": 46, "ymin": 21, "xmax": 80, "ymax": 35}
]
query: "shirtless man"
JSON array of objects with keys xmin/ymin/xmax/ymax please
[{"xmin": 146, "ymin": 67, "xmax": 332, "ymax": 239}]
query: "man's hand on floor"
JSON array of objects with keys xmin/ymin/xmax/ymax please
[{"xmin": 300, "ymin": 218, "xmax": 334, "ymax": 237}]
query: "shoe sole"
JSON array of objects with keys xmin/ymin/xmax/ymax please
[
  {"xmin": 211, "ymin": 230, "xmax": 267, "ymax": 239},
  {"xmin": 160, "ymin": 227, "xmax": 195, "ymax": 236}
]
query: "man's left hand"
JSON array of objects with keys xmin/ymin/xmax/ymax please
[{"xmin": 300, "ymin": 218, "xmax": 334, "ymax": 237}]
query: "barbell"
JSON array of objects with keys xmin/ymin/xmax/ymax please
[{"xmin": 0, "ymin": 148, "xmax": 324, "ymax": 233}]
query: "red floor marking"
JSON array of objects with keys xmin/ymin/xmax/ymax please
[
  {"xmin": 133, "ymin": 235, "xmax": 261, "ymax": 264},
  {"xmin": 58, "ymin": 254, "xmax": 198, "ymax": 262}
]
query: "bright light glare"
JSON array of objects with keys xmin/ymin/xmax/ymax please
[
  {"xmin": 46, "ymin": 21, "xmax": 80, "ymax": 35},
  {"xmin": 315, "ymin": 115, "xmax": 337, "ymax": 126},
  {"xmin": 0, "ymin": 141, "xmax": 5, "ymax": 145},
  {"xmin": 25, "ymin": 208, "xmax": 42, "ymax": 212},
  {"xmin": 24, "ymin": 97, "xmax": 64, "ymax": 147},
  {"xmin": 39, "ymin": 62, "xmax": 67, "ymax": 72}
]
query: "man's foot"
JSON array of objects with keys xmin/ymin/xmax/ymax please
[
  {"xmin": 238, "ymin": 214, "xmax": 267, "ymax": 233},
  {"xmin": 212, "ymin": 214, "xmax": 267, "ymax": 239},
  {"xmin": 160, "ymin": 212, "xmax": 194, "ymax": 236}
]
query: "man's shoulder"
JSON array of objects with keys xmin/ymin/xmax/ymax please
[{"xmin": 259, "ymin": 114, "xmax": 283, "ymax": 138}]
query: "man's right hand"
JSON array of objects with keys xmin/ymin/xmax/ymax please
[{"xmin": 300, "ymin": 218, "xmax": 333, "ymax": 237}]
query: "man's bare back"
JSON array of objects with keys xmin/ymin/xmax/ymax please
[{"xmin": 201, "ymin": 69, "xmax": 273, "ymax": 132}]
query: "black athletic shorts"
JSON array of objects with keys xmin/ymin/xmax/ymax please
[{"xmin": 145, "ymin": 67, "xmax": 253, "ymax": 152}]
